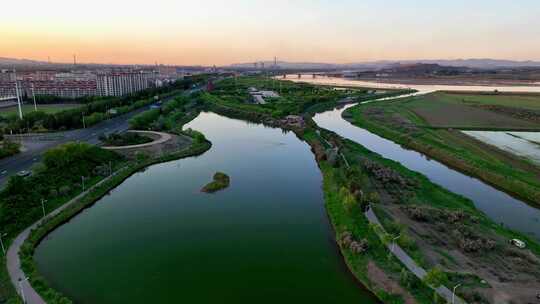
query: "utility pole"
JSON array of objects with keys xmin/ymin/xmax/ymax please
[
  {"xmin": 81, "ymin": 176, "xmax": 86, "ymax": 191},
  {"xmin": 41, "ymin": 199, "xmax": 47, "ymax": 218},
  {"xmin": 82, "ymin": 113, "xmax": 86, "ymax": 129},
  {"xmin": 32, "ymin": 84, "xmax": 37, "ymax": 111},
  {"xmin": 0, "ymin": 232, "xmax": 6, "ymax": 255},
  {"xmin": 18, "ymin": 277, "xmax": 29, "ymax": 304},
  {"xmin": 391, "ymin": 235, "xmax": 401, "ymax": 254},
  {"xmin": 14, "ymin": 70, "xmax": 23, "ymax": 120},
  {"xmin": 452, "ymin": 283, "xmax": 462, "ymax": 304}
]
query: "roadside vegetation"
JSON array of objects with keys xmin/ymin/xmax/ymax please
[
  {"xmin": 345, "ymin": 91, "xmax": 540, "ymax": 204},
  {"xmin": 0, "ymin": 142, "xmax": 123, "ymax": 303},
  {"xmin": 0, "ymin": 137, "xmax": 20, "ymax": 159},
  {"xmin": 99, "ymin": 132, "xmax": 152, "ymax": 147},
  {"xmin": 0, "ymin": 104, "xmax": 83, "ymax": 116},
  {"xmin": 0, "ymin": 75, "xmax": 208, "ymax": 135}
]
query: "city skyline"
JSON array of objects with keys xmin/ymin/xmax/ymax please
[{"xmin": 2, "ymin": 0, "xmax": 540, "ymax": 65}]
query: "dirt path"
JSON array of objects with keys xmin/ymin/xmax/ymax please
[{"xmin": 365, "ymin": 207, "xmax": 466, "ymax": 304}]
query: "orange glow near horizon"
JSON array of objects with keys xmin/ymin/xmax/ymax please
[{"xmin": 2, "ymin": 0, "xmax": 540, "ymax": 66}]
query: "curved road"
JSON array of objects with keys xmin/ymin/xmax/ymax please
[{"xmin": 0, "ymin": 88, "xmax": 201, "ymax": 188}]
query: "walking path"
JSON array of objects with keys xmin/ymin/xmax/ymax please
[
  {"xmin": 365, "ymin": 207, "xmax": 466, "ymax": 304},
  {"xmin": 6, "ymin": 168, "xmax": 126, "ymax": 304}
]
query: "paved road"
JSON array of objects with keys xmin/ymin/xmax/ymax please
[
  {"xmin": 0, "ymin": 89, "xmax": 200, "ymax": 188},
  {"xmin": 0, "ymin": 107, "xmax": 145, "ymax": 188},
  {"xmin": 365, "ymin": 208, "xmax": 466, "ymax": 304}
]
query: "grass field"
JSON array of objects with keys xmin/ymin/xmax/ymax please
[
  {"xmin": 0, "ymin": 104, "xmax": 82, "ymax": 117},
  {"xmin": 346, "ymin": 92, "xmax": 540, "ymax": 204},
  {"xmin": 405, "ymin": 92, "xmax": 540, "ymax": 130}
]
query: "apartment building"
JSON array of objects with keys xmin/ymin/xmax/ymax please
[{"xmin": 97, "ymin": 71, "xmax": 153, "ymax": 97}]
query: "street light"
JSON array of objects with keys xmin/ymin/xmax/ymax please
[
  {"xmin": 41, "ymin": 199, "xmax": 48, "ymax": 218},
  {"xmin": 32, "ymin": 84, "xmax": 37, "ymax": 112},
  {"xmin": 452, "ymin": 283, "xmax": 462, "ymax": 304},
  {"xmin": 18, "ymin": 277, "xmax": 29, "ymax": 304},
  {"xmin": 0, "ymin": 232, "xmax": 7, "ymax": 255},
  {"xmin": 391, "ymin": 234, "xmax": 401, "ymax": 254}
]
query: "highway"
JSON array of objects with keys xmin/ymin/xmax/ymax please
[{"xmin": 0, "ymin": 89, "xmax": 199, "ymax": 188}]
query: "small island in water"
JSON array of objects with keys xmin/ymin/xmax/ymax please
[{"xmin": 201, "ymin": 172, "xmax": 230, "ymax": 193}]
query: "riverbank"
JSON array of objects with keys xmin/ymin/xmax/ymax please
[
  {"xmin": 344, "ymin": 92, "xmax": 540, "ymax": 206},
  {"xmin": 304, "ymin": 121, "xmax": 540, "ymax": 303},
  {"xmin": 14, "ymin": 135, "xmax": 211, "ymax": 303}
]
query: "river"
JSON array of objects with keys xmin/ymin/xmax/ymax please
[
  {"xmin": 34, "ymin": 112, "xmax": 377, "ymax": 303},
  {"xmin": 314, "ymin": 104, "xmax": 540, "ymax": 240},
  {"xmin": 283, "ymin": 74, "xmax": 540, "ymax": 93}
]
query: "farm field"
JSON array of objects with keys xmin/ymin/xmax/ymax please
[
  {"xmin": 405, "ymin": 92, "xmax": 540, "ymax": 130},
  {"xmin": 345, "ymin": 92, "xmax": 540, "ymax": 205}
]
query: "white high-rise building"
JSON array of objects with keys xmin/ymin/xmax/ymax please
[{"xmin": 97, "ymin": 71, "xmax": 153, "ymax": 97}]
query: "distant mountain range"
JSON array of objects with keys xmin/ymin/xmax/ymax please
[
  {"xmin": 0, "ymin": 57, "xmax": 49, "ymax": 66},
  {"xmin": 230, "ymin": 59, "xmax": 540, "ymax": 70},
  {"xmin": 2, "ymin": 56, "xmax": 540, "ymax": 70}
]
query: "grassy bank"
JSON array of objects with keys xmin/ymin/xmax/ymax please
[
  {"xmin": 302, "ymin": 129, "xmax": 436, "ymax": 303},
  {"xmin": 345, "ymin": 92, "xmax": 540, "ymax": 205},
  {"xmin": 305, "ymin": 124, "xmax": 540, "ymax": 303}
]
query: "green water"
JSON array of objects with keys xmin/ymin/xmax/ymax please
[{"xmin": 34, "ymin": 112, "xmax": 378, "ymax": 303}]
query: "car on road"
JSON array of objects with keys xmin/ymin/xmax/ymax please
[{"xmin": 16, "ymin": 170, "xmax": 32, "ymax": 177}]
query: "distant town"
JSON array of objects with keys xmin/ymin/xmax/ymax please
[{"xmin": 0, "ymin": 64, "xmax": 213, "ymax": 107}]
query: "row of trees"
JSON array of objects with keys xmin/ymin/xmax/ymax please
[
  {"xmin": 0, "ymin": 76, "xmax": 208, "ymax": 134},
  {"xmin": 0, "ymin": 142, "xmax": 122, "ymax": 236}
]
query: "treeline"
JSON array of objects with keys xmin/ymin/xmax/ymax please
[
  {"xmin": 129, "ymin": 94, "xmax": 204, "ymax": 131},
  {"xmin": 0, "ymin": 142, "xmax": 122, "ymax": 236},
  {"xmin": 0, "ymin": 75, "xmax": 208, "ymax": 134},
  {"xmin": 0, "ymin": 139, "xmax": 20, "ymax": 159}
]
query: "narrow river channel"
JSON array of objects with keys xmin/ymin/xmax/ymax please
[
  {"xmin": 35, "ymin": 112, "xmax": 378, "ymax": 303},
  {"xmin": 314, "ymin": 104, "xmax": 540, "ymax": 240}
]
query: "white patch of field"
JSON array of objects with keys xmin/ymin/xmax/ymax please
[{"xmin": 463, "ymin": 131, "xmax": 540, "ymax": 165}]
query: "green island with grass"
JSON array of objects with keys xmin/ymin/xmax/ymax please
[
  {"xmin": 201, "ymin": 172, "xmax": 230, "ymax": 193},
  {"xmin": 344, "ymin": 91, "xmax": 540, "ymax": 205}
]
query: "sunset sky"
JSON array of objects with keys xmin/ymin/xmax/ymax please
[{"xmin": 2, "ymin": 0, "xmax": 539, "ymax": 66}]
